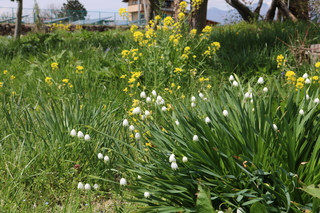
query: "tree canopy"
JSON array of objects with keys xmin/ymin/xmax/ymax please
[{"xmin": 59, "ymin": 0, "xmax": 87, "ymax": 21}]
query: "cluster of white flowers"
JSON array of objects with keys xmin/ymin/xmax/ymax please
[
  {"xmin": 168, "ymin": 153, "xmax": 188, "ymax": 170},
  {"xmin": 70, "ymin": 129, "xmax": 90, "ymax": 141},
  {"xmin": 77, "ymin": 182, "xmax": 99, "ymax": 190},
  {"xmin": 97, "ymin": 153, "xmax": 110, "ymax": 162}
]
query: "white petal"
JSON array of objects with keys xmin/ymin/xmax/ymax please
[
  {"xmin": 169, "ymin": 154, "xmax": 176, "ymax": 162},
  {"xmin": 263, "ymin": 87, "xmax": 268, "ymax": 92},
  {"xmin": 135, "ymin": 132, "xmax": 141, "ymax": 140},
  {"xmin": 151, "ymin": 90, "xmax": 157, "ymax": 96},
  {"xmin": 273, "ymin": 124, "xmax": 278, "ymax": 131},
  {"xmin": 223, "ymin": 110, "xmax": 228, "ymax": 117},
  {"xmin": 93, "ymin": 184, "xmax": 99, "ymax": 189},
  {"xmin": 191, "ymin": 96, "xmax": 196, "ymax": 102},
  {"xmin": 205, "ymin": 117, "xmax": 211, "ymax": 124},
  {"xmin": 129, "ymin": 125, "xmax": 135, "ymax": 131},
  {"xmin": 229, "ymin": 75, "xmax": 235, "ymax": 81},
  {"xmin": 299, "ymin": 109, "xmax": 304, "ymax": 115},
  {"xmin": 161, "ymin": 106, "xmax": 167, "ymax": 111},
  {"xmin": 257, "ymin": 77, "xmax": 264, "ymax": 84},
  {"xmin": 191, "ymin": 102, "xmax": 196, "ymax": 107},
  {"xmin": 232, "ymin": 81, "xmax": 239, "ymax": 87},
  {"xmin": 175, "ymin": 120, "xmax": 180, "ymax": 125},
  {"xmin": 146, "ymin": 97, "xmax": 152, "ymax": 103}
]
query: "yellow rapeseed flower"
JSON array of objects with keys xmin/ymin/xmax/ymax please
[
  {"xmin": 179, "ymin": 1, "xmax": 188, "ymax": 13},
  {"xmin": 51, "ymin": 62, "xmax": 59, "ymax": 70},
  {"xmin": 190, "ymin": 29, "xmax": 197, "ymax": 37},
  {"xmin": 285, "ymin": 71, "xmax": 295, "ymax": 78},
  {"xmin": 3, "ymin": 70, "xmax": 8, "ymax": 74},
  {"xmin": 120, "ymin": 74, "xmax": 127, "ymax": 78},
  {"xmin": 178, "ymin": 12, "xmax": 185, "ymax": 21},
  {"xmin": 131, "ymin": 71, "xmax": 142, "ymax": 78},
  {"xmin": 163, "ymin": 16, "xmax": 174, "ymax": 26},
  {"xmin": 119, "ymin": 8, "xmax": 128, "ymax": 19},
  {"xmin": 128, "ymin": 78, "xmax": 136, "ymax": 83},
  {"xmin": 0, "ymin": 82, "xmax": 3, "ymax": 87},
  {"xmin": 312, "ymin": 76, "xmax": 319, "ymax": 81},
  {"xmin": 132, "ymin": 99, "xmax": 140, "ymax": 107},
  {"xmin": 199, "ymin": 77, "xmax": 209, "ymax": 82},
  {"xmin": 45, "ymin": 77, "xmax": 53, "ymax": 85},
  {"xmin": 315, "ymin": 62, "xmax": 320, "ymax": 68},
  {"xmin": 62, "ymin": 79, "xmax": 69, "ymax": 83},
  {"xmin": 174, "ymin": 68, "xmax": 183, "ymax": 74},
  {"xmin": 76, "ymin": 65, "xmax": 84, "ymax": 70},
  {"xmin": 130, "ymin": 24, "xmax": 138, "ymax": 32},
  {"xmin": 10, "ymin": 75, "xmax": 16, "ymax": 80}
]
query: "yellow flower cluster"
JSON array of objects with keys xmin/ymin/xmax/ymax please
[
  {"xmin": 285, "ymin": 71, "xmax": 296, "ymax": 83},
  {"xmin": 200, "ymin": 25, "xmax": 213, "ymax": 40},
  {"xmin": 169, "ymin": 34, "xmax": 182, "ymax": 46},
  {"xmin": 62, "ymin": 79, "xmax": 73, "ymax": 88},
  {"xmin": 76, "ymin": 65, "xmax": 84, "ymax": 74},
  {"xmin": 190, "ymin": 29, "xmax": 197, "ymax": 37},
  {"xmin": 315, "ymin": 62, "xmax": 320, "ymax": 70},
  {"xmin": 121, "ymin": 71, "xmax": 143, "ymax": 93},
  {"xmin": 179, "ymin": 1, "xmax": 188, "ymax": 13},
  {"xmin": 121, "ymin": 49, "xmax": 141, "ymax": 63},
  {"xmin": 163, "ymin": 16, "xmax": 174, "ymax": 27},
  {"xmin": 174, "ymin": 68, "xmax": 183, "ymax": 75},
  {"xmin": 50, "ymin": 22, "xmax": 71, "ymax": 31},
  {"xmin": 51, "ymin": 62, "xmax": 58, "ymax": 70},
  {"xmin": 130, "ymin": 24, "xmax": 138, "ymax": 33},
  {"xmin": 276, "ymin": 54, "xmax": 286, "ymax": 68},
  {"xmin": 192, "ymin": 0, "xmax": 204, "ymax": 10},
  {"xmin": 203, "ymin": 42, "xmax": 221, "ymax": 57},
  {"xmin": 119, "ymin": 8, "xmax": 129, "ymax": 19},
  {"xmin": 45, "ymin": 77, "xmax": 53, "ymax": 85},
  {"xmin": 178, "ymin": 12, "xmax": 185, "ymax": 21}
]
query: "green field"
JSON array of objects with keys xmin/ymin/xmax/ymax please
[{"xmin": 1, "ymin": 18, "xmax": 320, "ymax": 212}]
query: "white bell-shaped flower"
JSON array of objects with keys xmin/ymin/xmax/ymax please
[
  {"xmin": 84, "ymin": 134, "xmax": 90, "ymax": 141},
  {"xmin": 257, "ymin": 77, "xmax": 264, "ymax": 84},
  {"xmin": 169, "ymin": 154, "xmax": 176, "ymax": 162},
  {"xmin": 140, "ymin": 91, "xmax": 146, "ymax": 98},
  {"xmin": 171, "ymin": 162, "xmax": 178, "ymax": 170},
  {"xmin": 135, "ymin": 132, "xmax": 141, "ymax": 140},
  {"xmin": 122, "ymin": 119, "xmax": 129, "ymax": 126},
  {"xmin": 84, "ymin": 183, "xmax": 91, "ymax": 190},
  {"xmin": 263, "ymin": 87, "xmax": 268, "ymax": 92},
  {"xmin": 132, "ymin": 107, "xmax": 141, "ymax": 114},
  {"xmin": 182, "ymin": 156, "xmax": 188, "ymax": 162},
  {"xmin": 175, "ymin": 120, "xmax": 180, "ymax": 125},
  {"xmin": 193, "ymin": 135, "xmax": 199, "ymax": 141},
  {"xmin": 151, "ymin": 90, "xmax": 157, "ymax": 96},
  {"xmin": 77, "ymin": 182, "xmax": 84, "ymax": 189},
  {"xmin": 120, "ymin": 178, "xmax": 127, "ymax": 186},
  {"xmin": 273, "ymin": 124, "xmax": 278, "ymax": 131},
  {"xmin": 191, "ymin": 102, "xmax": 196, "ymax": 107},
  {"xmin": 70, "ymin": 129, "xmax": 77, "ymax": 137},
  {"xmin": 144, "ymin": 110, "xmax": 150, "ymax": 116},
  {"xmin": 299, "ymin": 109, "xmax": 305, "ymax": 115},
  {"xmin": 232, "ymin": 81, "xmax": 239, "ymax": 87},
  {"xmin": 144, "ymin": 192, "xmax": 151, "ymax": 198},
  {"xmin": 77, "ymin": 131, "xmax": 84, "ymax": 138},
  {"xmin": 146, "ymin": 97, "xmax": 152, "ymax": 103},
  {"xmin": 305, "ymin": 78, "xmax": 311, "ymax": 84},
  {"xmin": 104, "ymin": 155, "xmax": 110, "ymax": 162},
  {"xmin": 129, "ymin": 125, "xmax": 135, "ymax": 131},
  {"xmin": 314, "ymin": 98, "xmax": 320, "ymax": 103},
  {"xmin": 93, "ymin": 184, "xmax": 99, "ymax": 190},
  {"xmin": 97, "ymin": 153, "xmax": 104, "ymax": 159},
  {"xmin": 205, "ymin": 117, "xmax": 211, "ymax": 124},
  {"xmin": 229, "ymin": 75, "xmax": 235, "ymax": 81},
  {"xmin": 302, "ymin": 73, "xmax": 309, "ymax": 78},
  {"xmin": 161, "ymin": 106, "xmax": 167, "ymax": 111},
  {"xmin": 223, "ymin": 110, "xmax": 228, "ymax": 117},
  {"xmin": 191, "ymin": 96, "xmax": 196, "ymax": 102}
]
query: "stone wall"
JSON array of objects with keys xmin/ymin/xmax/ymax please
[{"xmin": 0, "ymin": 24, "xmax": 130, "ymax": 36}]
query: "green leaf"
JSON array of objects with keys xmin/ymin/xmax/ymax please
[
  {"xmin": 196, "ymin": 184, "xmax": 215, "ymax": 213},
  {"xmin": 301, "ymin": 184, "xmax": 320, "ymax": 199},
  {"xmin": 250, "ymin": 202, "xmax": 268, "ymax": 213}
]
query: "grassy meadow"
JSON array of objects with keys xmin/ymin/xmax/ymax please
[{"xmin": 1, "ymin": 15, "xmax": 320, "ymax": 213}]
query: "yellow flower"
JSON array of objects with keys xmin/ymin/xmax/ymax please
[
  {"xmin": 163, "ymin": 16, "xmax": 174, "ymax": 26},
  {"xmin": 178, "ymin": 12, "xmax": 185, "ymax": 21},
  {"xmin": 3, "ymin": 70, "xmax": 8, "ymax": 74},
  {"xmin": 315, "ymin": 62, "xmax": 320, "ymax": 68},
  {"xmin": 297, "ymin": 77, "xmax": 305, "ymax": 82},
  {"xmin": 128, "ymin": 78, "xmax": 136, "ymax": 83},
  {"xmin": 130, "ymin": 24, "xmax": 138, "ymax": 32},
  {"xmin": 62, "ymin": 79, "xmax": 69, "ymax": 83},
  {"xmin": 296, "ymin": 82, "xmax": 304, "ymax": 89},
  {"xmin": 51, "ymin": 62, "xmax": 59, "ymax": 70},
  {"xmin": 202, "ymin": 25, "xmax": 213, "ymax": 33},
  {"xmin": 119, "ymin": 8, "xmax": 128, "ymax": 19},
  {"xmin": 174, "ymin": 68, "xmax": 183, "ymax": 74},
  {"xmin": 285, "ymin": 71, "xmax": 295, "ymax": 78},
  {"xmin": 199, "ymin": 77, "xmax": 209, "ymax": 82},
  {"xmin": 211, "ymin": 42, "xmax": 221, "ymax": 50},
  {"xmin": 132, "ymin": 99, "xmax": 140, "ymax": 107},
  {"xmin": 131, "ymin": 71, "xmax": 142, "ymax": 78},
  {"xmin": 192, "ymin": 0, "xmax": 203, "ymax": 10},
  {"xmin": 10, "ymin": 75, "xmax": 16, "ymax": 80},
  {"xmin": 76, "ymin": 65, "xmax": 84, "ymax": 70},
  {"xmin": 312, "ymin": 76, "xmax": 319, "ymax": 81},
  {"xmin": 207, "ymin": 84, "xmax": 212, "ymax": 89},
  {"xmin": 171, "ymin": 83, "xmax": 175, "ymax": 87},
  {"xmin": 123, "ymin": 87, "xmax": 128, "ymax": 92},
  {"xmin": 45, "ymin": 77, "xmax": 53, "ymax": 85},
  {"xmin": 179, "ymin": 1, "xmax": 188, "ymax": 12},
  {"xmin": 190, "ymin": 29, "xmax": 197, "ymax": 37},
  {"xmin": 120, "ymin": 74, "xmax": 127, "ymax": 78},
  {"xmin": 0, "ymin": 82, "xmax": 3, "ymax": 87},
  {"xmin": 68, "ymin": 83, "xmax": 73, "ymax": 88},
  {"xmin": 133, "ymin": 31, "xmax": 144, "ymax": 42},
  {"xmin": 145, "ymin": 142, "xmax": 153, "ymax": 147}
]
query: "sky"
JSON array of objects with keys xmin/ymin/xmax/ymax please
[{"xmin": 0, "ymin": 0, "xmax": 272, "ymax": 12}]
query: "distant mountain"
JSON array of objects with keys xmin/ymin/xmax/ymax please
[{"xmin": 207, "ymin": 3, "xmax": 270, "ymax": 25}]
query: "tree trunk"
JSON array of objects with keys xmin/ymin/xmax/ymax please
[
  {"xmin": 14, "ymin": 0, "xmax": 22, "ymax": 40},
  {"xmin": 149, "ymin": 0, "xmax": 161, "ymax": 16},
  {"xmin": 285, "ymin": 0, "xmax": 309, "ymax": 20},
  {"xmin": 225, "ymin": 0, "xmax": 255, "ymax": 22},
  {"xmin": 190, "ymin": 0, "xmax": 208, "ymax": 32},
  {"xmin": 265, "ymin": 0, "xmax": 278, "ymax": 21},
  {"xmin": 142, "ymin": 0, "xmax": 150, "ymax": 24},
  {"xmin": 278, "ymin": 0, "xmax": 298, "ymax": 22},
  {"xmin": 173, "ymin": 0, "xmax": 181, "ymax": 22}
]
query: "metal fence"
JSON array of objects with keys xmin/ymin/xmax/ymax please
[{"xmin": 0, "ymin": 7, "xmax": 136, "ymax": 26}]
